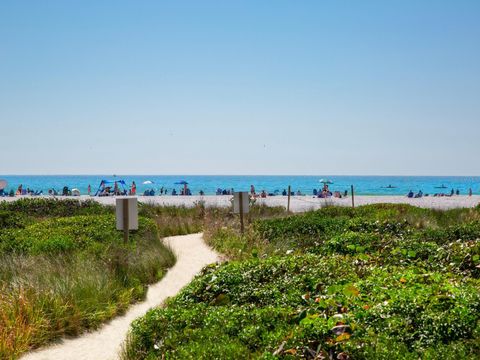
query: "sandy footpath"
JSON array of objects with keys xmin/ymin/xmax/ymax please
[
  {"xmin": 22, "ymin": 233, "xmax": 220, "ymax": 360},
  {"xmin": 3, "ymin": 194, "xmax": 480, "ymax": 212}
]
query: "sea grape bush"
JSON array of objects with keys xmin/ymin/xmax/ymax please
[{"xmin": 124, "ymin": 204, "xmax": 480, "ymax": 359}]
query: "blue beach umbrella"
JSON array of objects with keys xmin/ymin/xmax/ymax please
[{"xmin": 174, "ymin": 180, "xmax": 189, "ymax": 185}]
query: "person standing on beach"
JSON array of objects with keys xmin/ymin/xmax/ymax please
[
  {"xmin": 469, "ymin": 188, "xmax": 473, "ymax": 196},
  {"xmin": 250, "ymin": 185, "xmax": 256, "ymax": 196},
  {"xmin": 87, "ymin": 184, "xmax": 91, "ymax": 196},
  {"xmin": 131, "ymin": 181, "xmax": 136, "ymax": 195}
]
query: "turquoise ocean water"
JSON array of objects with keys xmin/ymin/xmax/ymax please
[{"xmin": 1, "ymin": 175, "xmax": 479, "ymax": 196}]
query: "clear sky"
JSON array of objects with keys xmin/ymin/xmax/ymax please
[{"xmin": 1, "ymin": 0, "xmax": 479, "ymax": 175}]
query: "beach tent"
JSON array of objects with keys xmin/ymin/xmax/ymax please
[
  {"xmin": 94, "ymin": 179, "xmax": 128, "ymax": 196},
  {"xmin": 143, "ymin": 180, "xmax": 154, "ymax": 185}
]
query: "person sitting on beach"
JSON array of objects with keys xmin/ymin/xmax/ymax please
[
  {"xmin": 456, "ymin": 189, "xmax": 460, "ymax": 196},
  {"xmin": 282, "ymin": 189, "xmax": 287, "ymax": 196},
  {"xmin": 450, "ymin": 189, "xmax": 455, "ymax": 196},
  {"xmin": 407, "ymin": 190, "xmax": 414, "ymax": 198},
  {"xmin": 199, "ymin": 190, "xmax": 205, "ymax": 195},
  {"xmin": 334, "ymin": 191, "xmax": 342, "ymax": 198},
  {"xmin": 313, "ymin": 189, "xmax": 318, "ymax": 196},
  {"xmin": 261, "ymin": 190, "xmax": 267, "ymax": 198},
  {"xmin": 172, "ymin": 189, "xmax": 177, "ymax": 196},
  {"xmin": 296, "ymin": 190, "xmax": 302, "ymax": 196},
  {"xmin": 319, "ymin": 190, "xmax": 331, "ymax": 198},
  {"xmin": 344, "ymin": 190, "xmax": 348, "ymax": 197},
  {"xmin": 415, "ymin": 190, "xmax": 423, "ymax": 198},
  {"xmin": 16, "ymin": 184, "xmax": 23, "ymax": 196}
]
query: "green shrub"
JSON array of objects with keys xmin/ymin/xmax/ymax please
[
  {"xmin": 0, "ymin": 198, "xmax": 112, "ymax": 218},
  {"xmin": 125, "ymin": 204, "xmax": 480, "ymax": 359},
  {"xmin": 0, "ymin": 215, "xmax": 155, "ymax": 254},
  {"xmin": 0, "ymin": 210, "xmax": 30, "ymax": 229}
]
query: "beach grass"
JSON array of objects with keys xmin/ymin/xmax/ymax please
[{"xmin": 0, "ymin": 199, "xmax": 175, "ymax": 359}]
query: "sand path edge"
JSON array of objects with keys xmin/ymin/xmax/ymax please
[{"xmin": 22, "ymin": 233, "xmax": 220, "ymax": 360}]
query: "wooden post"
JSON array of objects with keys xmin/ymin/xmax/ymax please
[
  {"xmin": 287, "ymin": 185, "xmax": 291, "ymax": 213},
  {"xmin": 351, "ymin": 185, "xmax": 355, "ymax": 209},
  {"xmin": 239, "ymin": 192, "xmax": 245, "ymax": 234},
  {"xmin": 123, "ymin": 199, "xmax": 129, "ymax": 243}
]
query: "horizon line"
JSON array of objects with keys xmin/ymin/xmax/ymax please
[{"xmin": 2, "ymin": 174, "xmax": 480, "ymax": 178}]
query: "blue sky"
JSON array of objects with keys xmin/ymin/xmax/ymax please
[{"xmin": 1, "ymin": 0, "xmax": 479, "ymax": 175}]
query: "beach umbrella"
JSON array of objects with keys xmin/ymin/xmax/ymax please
[
  {"xmin": 0, "ymin": 179, "xmax": 7, "ymax": 190},
  {"xmin": 319, "ymin": 179, "xmax": 334, "ymax": 185},
  {"xmin": 174, "ymin": 180, "xmax": 189, "ymax": 185},
  {"xmin": 143, "ymin": 180, "xmax": 154, "ymax": 185}
]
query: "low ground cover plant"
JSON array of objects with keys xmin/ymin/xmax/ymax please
[{"xmin": 124, "ymin": 204, "xmax": 480, "ymax": 359}]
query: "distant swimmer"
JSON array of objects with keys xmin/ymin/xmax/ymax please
[{"xmin": 382, "ymin": 185, "xmax": 396, "ymax": 189}]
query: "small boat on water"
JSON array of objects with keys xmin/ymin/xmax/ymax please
[
  {"xmin": 435, "ymin": 185, "xmax": 448, "ymax": 189},
  {"xmin": 382, "ymin": 185, "xmax": 396, "ymax": 189}
]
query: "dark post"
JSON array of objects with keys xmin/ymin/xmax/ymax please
[
  {"xmin": 287, "ymin": 185, "xmax": 291, "ymax": 213},
  {"xmin": 123, "ymin": 199, "xmax": 129, "ymax": 243},
  {"xmin": 351, "ymin": 185, "xmax": 355, "ymax": 209},
  {"xmin": 239, "ymin": 191, "xmax": 245, "ymax": 234}
]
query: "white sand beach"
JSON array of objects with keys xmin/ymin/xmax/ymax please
[{"xmin": 3, "ymin": 195, "xmax": 480, "ymax": 212}]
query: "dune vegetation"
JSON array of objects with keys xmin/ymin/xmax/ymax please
[
  {"xmin": 0, "ymin": 199, "xmax": 176, "ymax": 359},
  {"xmin": 123, "ymin": 204, "xmax": 480, "ymax": 359}
]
